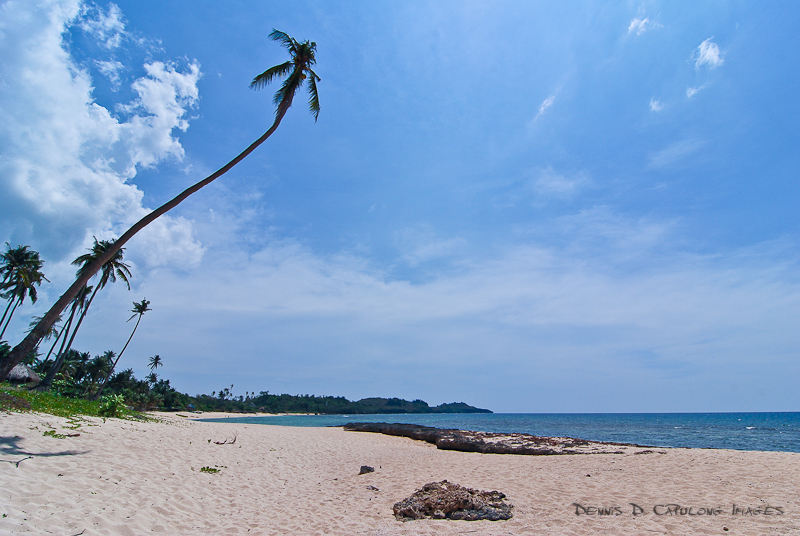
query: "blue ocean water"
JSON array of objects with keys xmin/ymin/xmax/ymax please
[{"xmin": 199, "ymin": 412, "xmax": 800, "ymax": 453}]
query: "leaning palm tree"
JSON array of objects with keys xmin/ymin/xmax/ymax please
[
  {"xmin": 92, "ymin": 298, "xmax": 151, "ymax": 399},
  {"xmin": 40, "ymin": 285, "xmax": 91, "ymax": 377},
  {"xmin": 40, "ymin": 239, "xmax": 131, "ymax": 388},
  {"xmin": 1, "ymin": 30, "xmax": 321, "ymax": 381}
]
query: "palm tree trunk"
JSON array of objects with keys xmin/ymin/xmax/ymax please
[
  {"xmin": 0, "ymin": 299, "xmax": 20, "ymax": 340},
  {"xmin": 40, "ymin": 313, "xmax": 72, "ymax": 369},
  {"xmin": 92, "ymin": 315, "xmax": 142, "ymax": 400},
  {"xmin": 40, "ymin": 286, "xmax": 99, "ymax": 388},
  {"xmin": 0, "ymin": 298, "xmax": 14, "ymax": 333},
  {"xmin": 0, "ymin": 104, "xmax": 291, "ymax": 382}
]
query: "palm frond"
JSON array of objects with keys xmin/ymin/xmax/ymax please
[
  {"xmin": 307, "ymin": 70, "xmax": 320, "ymax": 121},
  {"xmin": 269, "ymin": 29, "xmax": 294, "ymax": 49},
  {"xmin": 273, "ymin": 70, "xmax": 302, "ymax": 108},
  {"xmin": 250, "ymin": 61, "xmax": 293, "ymax": 90}
]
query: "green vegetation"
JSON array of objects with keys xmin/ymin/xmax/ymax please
[
  {"xmin": 189, "ymin": 391, "xmax": 491, "ymax": 415},
  {"xmin": 200, "ymin": 466, "xmax": 220, "ymax": 474},
  {"xmin": 0, "ymin": 384, "xmax": 136, "ymax": 418}
]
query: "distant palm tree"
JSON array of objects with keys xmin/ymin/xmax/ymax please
[
  {"xmin": 148, "ymin": 354, "xmax": 162, "ymax": 373},
  {"xmin": 82, "ymin": 351, "xmax": 115, "ymax": 395},
  {"xmin": 0, "ymin": 244, "xmax": 48, "ymax": 339},
  {"xmin": 93, "ymin": 298, "xmax": 151, "ymax": 399},
  {"xmin": 1, "ymin": 29, "xmax": 322, "ymax": 381}
]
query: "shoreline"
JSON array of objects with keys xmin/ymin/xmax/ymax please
[{"xmin": 2, "ymin": 410, "xmax": 798, "ymax": 535}]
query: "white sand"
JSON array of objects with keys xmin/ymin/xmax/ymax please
[{"xmin": 1, "ymin": 410, "xmax": 798, "ymax": 535}]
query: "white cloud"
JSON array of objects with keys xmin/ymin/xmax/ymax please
[
  {"xmin": 627, "ymin": 15, "xmax": 662, "ymax": 35},
  {"xmin": 628, "ymin": 17, "xmax": 649, "ymax": 35},
  {"xmin": 79, "ymin": 2, "xmax": 126, "ymax": 49},
  {"xmin": 694, "ymin": 38, "xmax": 724, "ymax": 69},
  {"xmin": 533, "ymin": 94, "xmax": 556, "ymax": 122},
  {"xmin": 649, "ymin": 98, "xmax": 663, "ymax": 112},
  {"xmin": 0, "ymin": 0, "xmax": 203, "ymax": 267},
  {"xmin": 95, "ymin": 59, "xmax": 124, "ymax": 89},
  {"xmin": 686, "ymin": 85, "xmax": 705, "ymax": 98},
  {"xmin": 87, "ymin": 228, "xmax": 800, "ymax": 411}
]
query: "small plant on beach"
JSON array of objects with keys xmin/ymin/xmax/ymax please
[
  {"xmin": 98, "ymin": 393, "xmax": 125, "ymax": 418},
  {"xmin": 200, "ymin": 466, "xmax": 220, "ymax": 474},
  {"xmin": 43, "ymin": 429, "xmax": 67, "ymax": 439}
]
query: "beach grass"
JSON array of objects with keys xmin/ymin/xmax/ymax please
[{"xmin": 0, "ymin": 383, "xmax": 139, "ymax": 419}]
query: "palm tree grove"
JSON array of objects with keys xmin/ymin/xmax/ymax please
[{"xmin": 0, "ymin": 30, "xmax": 324, "ymax": 411}]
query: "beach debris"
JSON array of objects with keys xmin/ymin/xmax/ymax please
[
  {"xmin": 358, "ymin": 465, "xmax": 375, "ymax": 475},
  {"xmin": 0, "ymin": 455, "xmax": 33, "ymax": 468},
  {"xmin": 393, "ymin": 480, "xmax": 513, "ymax": 521},
  {"xmin": 343, "ymin": 422, "xmax": 653, "ymax": 455},
  {"xmin": 213, "ymin": 433, "xmax": 237, "ymax": 445},
  {"xmin": 367, "ymin": 485, "xmax": 380, "ymax": 491}
]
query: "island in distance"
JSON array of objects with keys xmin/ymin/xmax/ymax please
[{"xmin": 192, "ymin": 392, "xmax": 492, "ymax": 414}]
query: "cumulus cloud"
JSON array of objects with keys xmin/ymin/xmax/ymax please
[
  {"xmin": 79, "ymin": 2, "xmax": 126, "ymax": 49},
  {"xmin": 694, "ymin": 38, "xmax": 724, "ymax": 69},
  {"xmin": 0, "ymin": 0, "xmax": 203, "ymax": 268},
  {"xmin": 95, "ymin": 59, "xmax": 124, "ymax": 89}
]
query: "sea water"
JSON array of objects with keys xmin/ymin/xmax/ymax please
[{"xmin": 199, "ymin": 412, "xmax": 800, "ymax": 453}]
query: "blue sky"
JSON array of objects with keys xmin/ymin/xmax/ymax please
[{"xmin": 1, "ymin": 0, "xmax": 799, "ymax": 412}]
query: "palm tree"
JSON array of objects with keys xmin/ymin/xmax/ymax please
[
  {"xmin": 39, "ymin": 285, "xmax": 91, "ymax": 379},
  {"xmin": 82, "ymin": 350, "xmax": 115, "ymax": 395},
  {"xmin": 40, "ymin": 238, "xmax": 131, "ymax": 388},
  {"xmin": 148, "ymin": 354, "xmax": 162, "ymax": 373},
  {"xmin": 93, "ymin": 298, "xmax": 151, "ymax": 399},
  {"xmin": 0, "ymin": 245, "xmax": 48, "ymax": 339},
  {"xmin": 1, "ymin": 30, "xmax": 321, "ymax": 381}
]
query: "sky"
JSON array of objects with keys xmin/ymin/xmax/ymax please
[{"xmin": 1, "ymin": 0, "xmax": 799, "ymax": 412}]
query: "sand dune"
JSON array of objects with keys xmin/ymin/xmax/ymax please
[{"xmin": 1, "ymin": 411, "xmax": 797, "ymax": 535}]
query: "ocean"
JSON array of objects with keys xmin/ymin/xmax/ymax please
[{"xmin": 199, "ymin": 412, "xmax": 800, "ymax": 453}]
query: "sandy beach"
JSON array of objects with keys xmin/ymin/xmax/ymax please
[{"xmin": 1, "ymin": 411, "xmax": 798, "ymax": 535}]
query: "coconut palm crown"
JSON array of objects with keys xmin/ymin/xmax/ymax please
[{"xmin": 250, "ymin": 30, "xmax": 321, "ymax": 121}]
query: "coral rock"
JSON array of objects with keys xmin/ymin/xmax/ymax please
[{"xmin": 393, "ymin": 480, "xmax": 513, "ymax": 521}]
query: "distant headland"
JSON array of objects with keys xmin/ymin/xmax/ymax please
[{"xmin": 190, "ymin": 392, "xmax": 492, "ymax": 414}]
